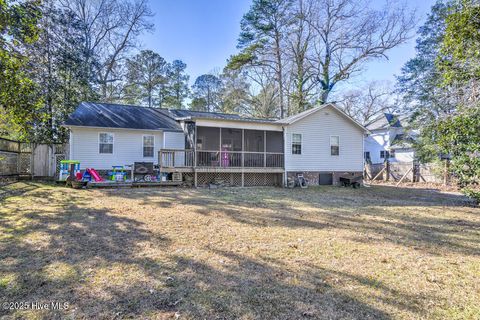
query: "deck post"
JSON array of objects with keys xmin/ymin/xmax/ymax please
[{"xmin": 194, "ymin": 170, "xmax": 197, "ymax": 187}]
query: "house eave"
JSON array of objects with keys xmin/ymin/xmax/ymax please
[{"xmin": 62, "ymin": 124, "xmax": 182, "ymax": 132}]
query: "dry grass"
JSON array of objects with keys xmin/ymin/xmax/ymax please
[{"xmin": 0, "ymin": 182, "xmax": 479, "ymax": 319}]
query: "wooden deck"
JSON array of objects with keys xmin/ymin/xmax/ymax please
[
  {"xmin": 160, "ymin": 167, "xmax": 284, "ymax": 173},
  {"xmin": 87, "ymin": 180, "xmax": 183, "ymax": 188}
]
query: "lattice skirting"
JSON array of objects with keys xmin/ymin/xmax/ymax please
[{"xmin": 196, "ymin": 172, "xmax": 282, "ymax": 187}]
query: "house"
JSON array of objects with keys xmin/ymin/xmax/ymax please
[
  {"xmin": 63, "ymin": 102, "xmax": 368, "ymax": 186},
  {"xmin": 364, "ymin": 113, "xmax": 415, "ymax": 164}
]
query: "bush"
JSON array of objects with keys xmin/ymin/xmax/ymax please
[{"xmin": 462, "ymin": 188, "xmax": 480, "ymax": 205}]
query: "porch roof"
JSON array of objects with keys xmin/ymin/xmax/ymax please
[{"xmin": 168, "ymin": 109, "xmax": 279, "ymax": 124}]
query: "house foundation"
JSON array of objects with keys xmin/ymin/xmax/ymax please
[{"xmin": 286, "ymin": 171, "xmax": 363, "ymax": 186}]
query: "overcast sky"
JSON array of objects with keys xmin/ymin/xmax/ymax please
[{"xmin": 139, "ymin": 0, "xmax": 437, "ymax": 91}]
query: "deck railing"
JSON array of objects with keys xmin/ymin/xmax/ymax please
[
  {"xmin": 159, "ymin": 149, "xmax": 284, "ymax": 168},
  {"xmin": 159, "ymin": 149, "xmax": 195, "ymax": 168}
]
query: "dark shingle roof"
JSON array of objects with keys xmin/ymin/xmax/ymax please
[
  {"xmin": 168, "ymin": 109, "xmax": 278, "ymax": 123},
  {"xmin": 367, "ymin": 113, "xmax": 402, "ymax": 130},
  {"xmin": 390, "ymin": 133, "xmax": 415, "ymax": 149},
  {"xmin": 64, "ymin": 102, "xmax": 182, "ymax": 131}
]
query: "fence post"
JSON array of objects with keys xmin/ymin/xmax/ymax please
[
  {"xmin": 444, "ymin": 159, "xmax": 450, "ymax": 186},
  {"xmin": 384, "ymin": 159, "xmax": 390, "ymax": 182}
]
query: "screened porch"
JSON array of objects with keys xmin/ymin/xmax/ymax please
[{"xmin": 159, "ymin": 126, "xmax": 284, "ymax": 169}]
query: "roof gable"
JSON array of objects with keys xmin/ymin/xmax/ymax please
[
  {"xmin": 367, "ymin": 113, "xmax": 403, "ymax": 131},
  {"xmin": 278, "ymin": 103, "xmax": 368, "ymax": 132}
]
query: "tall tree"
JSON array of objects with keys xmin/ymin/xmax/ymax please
[
  {"xmin": 337, "ymin": 81, "xmax": 397, "ymax": 127},
  {"xmin": 28, "ymin": 1, "xmax": 94, "ymax": 144},
  {"xmin": 229, "ymin": 0, "xmax": 292, "ymax": 118},
  {"xmin": 219, "ymin": 69, "xmax": 250, "ymax": 114},
  {"xmin": 431, "ymin": 1, "xmax": 480, "ymax": 202},
  {"xmin": 190, "ymin": 74, "xmax": 223, "ymax": 112},
  {"xmin": 397, "ymin": 1, "xmax": 457, "ymax": 126},
  {"xmin": 438, "ymin": 0, "xmax": 480, "ymax": 103},
  {"xmin": 124, "ymin": 50, "xmax": 166, "ymax": 107},
  {"xmin": 396, "ymin": 0, "xmax": 461, "ymax": 162},
  {"xmin": 307, "ymin": 0, "xmax": 415, "ymax": 103},
  {"xmin": 160, "ymin": 60, "xmax": 190, "ymax": 109},
  {"xmin": 59, "ymin": 0, "xmax": 154, "ymax": 101},
  {"xmin": 0, "ymin": 0, "xmax": 41, "ymax": 140},
  {"xmin": 286, "ymin": 0, "xmax": 315, "ymax": 115}
]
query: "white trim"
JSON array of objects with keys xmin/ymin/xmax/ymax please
[
  {"xmin": 291, "ymin": 133, "xmax": 302, "ymax": 155},
  {"xmin": 142, "ymin": 134, "xmax": 155, "ymax": 158},
  {"xmin": 330, "ymin": 135, "xmax": 340, "ymax": 156},
  {"xmin": 98, "ymin": 132, "xmax": 114, "ymax": 155}
]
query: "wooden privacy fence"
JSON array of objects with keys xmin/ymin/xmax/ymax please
[
  {"xmin": 0, "ymin": 137, "xmax": 68, "ymax": 179},
  {"xmin": 364, "ymin": 160, "xmax": 450, "ymax": 185}
]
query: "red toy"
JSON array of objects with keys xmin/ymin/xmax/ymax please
[{"xmin": 87, "ymin": 168, "xmax": 104, "ymax": 182}]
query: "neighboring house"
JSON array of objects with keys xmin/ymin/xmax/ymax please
[
  {"xmin": 63, "ymin": 102, "xmax": 368, "ymax": 186},
  {"xmin": 364, "ymin": 113, "xmax": 416, "ymax": 164}
]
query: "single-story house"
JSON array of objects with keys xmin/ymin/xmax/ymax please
[
  {"xmin": 63, "ymin": 102, "xmax": 368, "ymax": 186},
  {"xmin": 364, "ymin": 113, "xmax": 416, "ymax": 164}
]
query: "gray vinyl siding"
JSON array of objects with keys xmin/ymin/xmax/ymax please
[
  {"xmin": 284, "ymin": 105, "xmax": 364, "ymax": 172},
  {"xmin": 70, "ymin": 127, "xmax": 164, "ymax": 170},
  {"xmin": 163, "ymin": 131, "xmax": 186, "ymax": 149}
]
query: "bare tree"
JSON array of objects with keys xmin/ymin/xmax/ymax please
[
  {"xmin": 306, "ymin": 0, "xmax": 416, "ymax": 103},
  {"xmin": 59, "ymin": 0, "xmax": 153, "ymax": 100},
  {"xmin": 336, "ymin": 81, "xmax": 398, "ymax": 126},
  {"xmin": 285, "ymin": 0, "xmax": 316, "ymax": 115}
]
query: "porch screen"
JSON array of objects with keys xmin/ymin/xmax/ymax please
[
  {"xmin": 196, "ymin": 127, "xmax": 220, "ymax": 150},
  {"xmin": 221, "ymin": 128, "xmax": 242, "ymax": 151},
  {"xmin": 244, "ymin": 130, "xmax": 264, "ymax": 152}
]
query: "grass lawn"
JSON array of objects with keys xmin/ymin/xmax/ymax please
[{"xmin": 0, "ymin": 182, "xmax": 479, "ymax": 319}]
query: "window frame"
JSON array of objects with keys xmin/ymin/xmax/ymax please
[
  {"xmin": 364, "ymin": 151, "xmax": 371, "ymax": 160},
  {"xmin": 330, "ymin": 135, "xmax": 340, "ymax": 156},
  {"xmin": 291, "ymin": 133, "xmax": 302, "ymax": 155},
  {"xmin": 99, "ymin": 132, "xmax": 114, "ymax": 154},
  {"xmin": 143, "ymin": 134, "xmax": 155, "ymax": 158}
]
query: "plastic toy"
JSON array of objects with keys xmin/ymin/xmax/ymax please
[
  {"xmin": 109, "ymin": 166, "xmax": 127, "ymax": 181},
  {"xmin": 87, "ymin": 168, "xmax": 104, "ymax": 182},
  {"xmin": 59, "ymin": 160, "xmax": 80, "ymax": 181}
]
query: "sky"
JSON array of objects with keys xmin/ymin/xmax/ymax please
[{"xmin": 140, "ymin": 0, "xmax": 437, "ymax": 89}]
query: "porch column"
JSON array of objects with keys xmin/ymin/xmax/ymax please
[
  {"xmin": 241, "ymin": 129, "xmax": 245, "ymax": 167},
  {"xmin": 219, "ymin": 127, "xmax": 222, "ymax": 167},
  {"xmin": 264, "ymin": 130, "xmax": 267, "ymax": 167},
  {"xmin": 242, "ymin": 129, "xmax": 245, "ymax": 187},
  {"xmin": 194, "ymin": 125, "xmax": 197, "ymax": 167}
]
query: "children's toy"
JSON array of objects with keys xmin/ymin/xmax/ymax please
[
  {"xmin": 59, "ymin": 160, "xmax": 80, "ymax": 181},
  {"xmin": 81, "ymin": 170, "xmax": 92, "ymax": 181},
  {"xmin": 87, "ymin": 168, "xmax": 104, "ymax": 182},
  {"xmin": 109, "ymin": 166, "xmax": 127, "ymax": 181}
]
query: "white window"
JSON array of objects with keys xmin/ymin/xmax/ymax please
[
  {"xmin": 292, "ymin": 133, "xmax": 302, "ymax": 154},
  {"xmin": 330, "ymin": 136, "xmax": 339, "ymax": 156},
  {"xmin": 143, "ymin": 135, "xmax": 154, "ymax": 157},
  {"xmin": 99, "ymin": 132, "xmax": 113, "ymax": 154}
]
